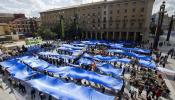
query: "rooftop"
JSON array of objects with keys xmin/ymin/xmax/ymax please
[
  {"xmin": 0, "ymin": 13, "xmax": 14, "ymax": 18},
  {"xmin": 0, "ymin": 23, "xmax": 8, "ymax": 26},
  {"xmin": 40, "ymin": 0, "xmax": 128, "ymax": 13}
]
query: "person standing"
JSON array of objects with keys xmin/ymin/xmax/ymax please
[
  {"xmin": 162, "ymin": 61, "xmax": 166, "ymax": 68},
  {"xmin": 155, "ymin": 88, "xmax": 161, "ymax": 100},
  {"xmin": 138, "ymin": 85, "xmax": 144, "ymax": 97}
]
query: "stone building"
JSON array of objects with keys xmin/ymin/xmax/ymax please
[
  {"xmin": 40, "ymin": 0, "xmax": 155, "ymax": 42},
  {"xmin": 10, "ymin": 17, "xmax": 39, "ymax": 36}
]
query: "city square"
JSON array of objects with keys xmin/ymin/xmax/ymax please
[{"xmin": 0, "ymin": 0, "xmax": 175, "ymax": 100}]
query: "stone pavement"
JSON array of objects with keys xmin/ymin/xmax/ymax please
[{"xmin": 0, "ymin": 75, "xmax": 16, "ymax": 100}]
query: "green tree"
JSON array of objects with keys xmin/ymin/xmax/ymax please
[{"xmin": 37, "ymin": 27, "xmax": 57, "ymax": 40}]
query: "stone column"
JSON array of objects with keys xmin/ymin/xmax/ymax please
[
  {"xmin": 86, "ymin": 32, "xmax": 88, "ymax": 39},
  {"xmin": 106, "ymin": 32, "xmax": 109, "ymax": 40},
  {"xmin": 101, "ymin": 32, "xmax": 103, "ymax": 40},
  {"xmin": 95, "ymin": 32, "xmax": 98, "ymax": 40},
  {"xmin": 119, "ymin": 32, "xmax": 121, "ymax": 40},
  {"xmin": 113, "ymin": 32, "xmax": 115, "ymax": 40},
  {"xmin": 90, "ymin": 32, "xmax": 93, "ymax": 39},
  {"xmin": 134, "ymin": 32, "xmax": 137, "ymax": 41},
  {"xmin": 126, "ymin": 32, "xmax": 129, "ymax": 41}
]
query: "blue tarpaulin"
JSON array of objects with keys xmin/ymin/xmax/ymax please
[
  {"xmin": 47, "ymin": 66, "xmax": 123, "ymax": 91},
  {"xmin": 57, "ymin": 47, "xmax": 81, "ymax": 53},
  {"xmin": 0, "ymin": 59, "xmax": 36, "ymax": 81},
  {"xmin": 62, "ymin": 44, "xmax": 84, "ymax": 50},
  {"xmin": 83, "ymin": 53, "xmax": 118, "ymax": 62},
  {"xmin": 78, "ymin": 58, "xmax": 94, "ymax": 65},
  {"xmin": 26, "ymin": 74, "xmax": 115, "ymax": 100},
  {"xmin": 108, "ymin": 49, "xmax": 152, "ymax": 61},
  {"xmin": 20, "ymin": 56, "xmax": 123, "ymax": 91},
  {"xmin": 20, "ymin": 56, "xmax": 51, "ymax": 71},
  {"xmin": 81, "ymin": 54, "xmax": 155, "ymax": 69},
  {"xmin": 39, "ymin": 52, "xmax": 76, "ymax": 60},
  {"xmin": 0, "ymin": 59, "xmax": 115, "ymax": 100},
  {"xmin": 78, "ymin": 58, "xmax": 124, "ymax": 77},
  {"xmin": 97, "ymin": 63, "xmax": 124, "ymax": 77},
  {"xmin": 139, "ymin": 60, "xmax": 156, "ymax": 69}
]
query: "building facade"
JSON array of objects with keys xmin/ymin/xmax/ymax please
[
  {"xmin": 152, "ymin": 13, "xmax": 175, "ymax": 31},
  {"xmin": 0, "ymin": 13, "xmax": 25, "ymax": 23},
  {"xmin": 10, "ymin": 17, "xmax": 38, "ymax": 35},
  {"xmin": 40, "ymin": 0, "xmax": 155, "ymax": 42},
  {"xmin": 0, "ymin": 23, "xmax": 10, "ymax": 35}
]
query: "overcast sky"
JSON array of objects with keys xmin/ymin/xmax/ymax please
[{"xmin": 0, "ymin": 0, "xmax": 174, "ymax": 17}]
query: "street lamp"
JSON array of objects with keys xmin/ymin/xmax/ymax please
[
  {"xmin": 166, "ymin": 14, "xmax": 174, "ymax": 41},
  {"xmin": 153, "ymin": 1, "xmax": 166, "ymax": 49}
]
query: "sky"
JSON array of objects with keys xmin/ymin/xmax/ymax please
[{"xmin": 0, "ymin": 0, "xmax": 174, "ymax": 17}]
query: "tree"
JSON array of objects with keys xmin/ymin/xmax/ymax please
[
  {"xmin": 37, "ymin": 27, "xmax": 57, "ymax": 40},
  {"xmin": 150, "ymin": 25, "xmax": 164, "ymax": 36}
]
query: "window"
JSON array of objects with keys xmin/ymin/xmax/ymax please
[
  {"xmin": 132, "ymin": 8, "xmax": 135, "ymax": 12},
  {"xmin": 139, "ymin": 23, "xmax": 143, "ymax": 28},
  {"xmin": 98, "ymin": 18, "xmax": 100, "ymax": 22},
  {"xmin": 125, "ymin": 3, "xmax": 128, "ymax": 6},
  {"xmin": 116, "ymin": 24, "xmax": 119, "ymax": 28},
  {"xmin": 92, "ymin": 19, "xmax": 95, "ymax": 23},
  {"xmin": 103, "ymin": 24, "xmax": 106, "ymax": 29},
  {"xmin": 92, "ymin": 13, "xmax": 95, "ymax": 16},
  {"xmin": 141, "ymin": 8, "xmax": 144, "ymax": 12},
  {"xmin": 110, "ymin": 10, "xmax": 113, "ymax": 14},
  {"xmin": 104, "ymin": 11, "xmax": 106, "ymax": 15},
  {"xmin": 109, "ymin": 17, "xmax": 112, "ymax": 21},
  {"xmin": 132, "ymin": 2, "xmax": 136, "ymax": 6},
  {"xmin": 140, "ymin": 14, "xmax": 143, "ymax": 17},
  {"xmin": 117, "ymin": 10, "xmax": 120, "ymax": 14},
  {"xmin": 125, "ymin": 9, "xmax": 127, "ymax": 13},
  {"xmin": 103, "ymin": 17, "xmax": 106, "ymax": 22},
  {"xmin": 123, "ymin": 23, "xmax": 126, "ymax": 28}
]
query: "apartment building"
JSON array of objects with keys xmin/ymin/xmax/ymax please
[
  {"xmin": 10, "ymin": 17, "xmax": 38, "ymax": 35},
  {"xmin": 40, "ymin": 0, "xmax": 155, "ymax": 42}
]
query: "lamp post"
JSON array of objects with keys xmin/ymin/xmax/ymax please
[
  {"xmin": 166, "ymin": 14, "xmax": 174, "ymax": 41},
  {"xmin": 153, "ymin": 1, "xmax": 166, "ymax": 49}
]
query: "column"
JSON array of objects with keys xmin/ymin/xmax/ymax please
[
  {"xmin": 90, "ymin": 32, "xmax": 93, "ymax": 39},
  {"xmin": 101, "ymin": 32, "xmax": 103, "ymax": 40},
  {"xmin": 134, "ymin": 32, "xmax": 137, "ymax": 41},
  {"xmin": 119, "ymin": 32, "xmax": 121, "ymax": 40},
  {"xmin": 95, "ymin": 32, "xmax": 98, "ymax": 40},
  {"xmin": 86, "ymin": 32, "xmax": 88, "ymax": 39},
  {"xmin": 112, "ymin": 32, "xmax": 115, "ymax": 40},
  {"xmin": 126, "ymin": 32, "xmax": 129, "ymax": 41},
  {"xmin": 106, "ymin": 32, "xmax": 109, "ymax": 40}
]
